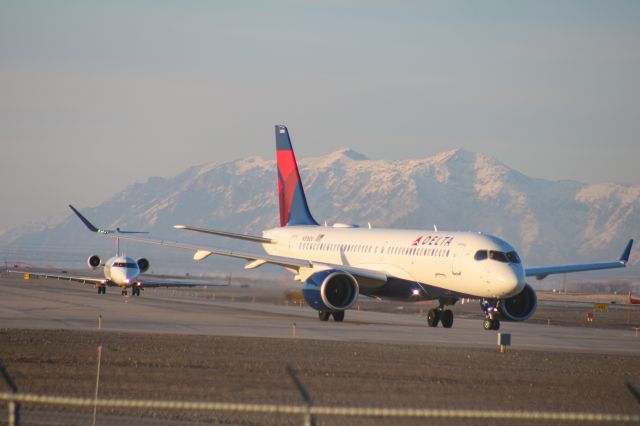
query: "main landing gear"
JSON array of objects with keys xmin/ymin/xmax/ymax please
[
  {"xmin": 132, "ymin": 287, "xmax": 141, "ymax": 297},
  {"xmin": 121, "ymin": 288, "xmax": 128, "ymax": 296},
  {"xmin": 97, "ymin": 286, "xmax": 106, "ymax": 295},
  {"xmin": 426, "ymin": 306, "xmax": 454, "ymax": 328},
  {"xmin": 318, "ymin": 310, "xmax": 345, "ymax": 322}
]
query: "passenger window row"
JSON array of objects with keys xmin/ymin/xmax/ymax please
[{"xmin": 297, "ymin": 242, "xmax": 450, "ymax": 258}]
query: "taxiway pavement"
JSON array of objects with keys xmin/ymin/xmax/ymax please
[{"xmin": 1, "ymin": 274, "xmax": 638, "ymax": 355}]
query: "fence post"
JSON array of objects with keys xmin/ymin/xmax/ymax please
[
  {"xmin": 92, "ymin": 345, "xmax": 103, "ymax": 426},
  {"xmin": 8, "ymin": 400, "xmax": 16, "ymax": 426}
]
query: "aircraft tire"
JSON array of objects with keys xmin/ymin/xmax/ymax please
[
  {"xmin": 318, "ymin": 310, "xmax": 331, "ymax": 321},
  {"xmin": 492, "ymin": 318, "xmax": 500, "ymax": 330},
  {"xmin": 482, "ymin": 318, "xmax": 495, "ymax": 331},
  {"xmin": 427, "ymin": 309, "xmax": 440, "ymax": 327},
  {"xmin": 441, "ymin": 310, "xmax": 454, "ymax": 328},
  {"xmin": 332, "ymin": 311, "xmax": 345, "ymax": 322}
]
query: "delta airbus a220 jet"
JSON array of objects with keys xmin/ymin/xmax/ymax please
[
  {"xmin": 12, "ymin": 206, "xmax": 226, "ymax": 296},
  {"xmin": 111, "ymin": 125, "xmax": 633, "ymax": 330}
]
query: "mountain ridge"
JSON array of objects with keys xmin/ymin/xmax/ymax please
[{"xmin": 1, "ymin": 148, "xmax": 638, "ymax": 272}]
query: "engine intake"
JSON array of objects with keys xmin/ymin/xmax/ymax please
[
  {"xmin": 87, "ymin": 255, "xmax": 101, "ymax": 270},
  {"xmin": 137, "ymin": 258, "xmax": 150, "ymax": 273},
  {"xmin": 497, "ymin": 283, "xmax": 537, "ymax": 321},
  {"xmin": 302, "ymin": 270, "xmax": 359, "ymax": 311}
]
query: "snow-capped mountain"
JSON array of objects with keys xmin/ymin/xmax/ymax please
[{"xmin": 1, "ymin": 148, "xmax": 638, "ymax": 273}]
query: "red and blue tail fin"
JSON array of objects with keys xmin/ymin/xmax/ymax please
[{"xmin": 275, "ymin": 125, "xmax": 318, "ymax": 227}]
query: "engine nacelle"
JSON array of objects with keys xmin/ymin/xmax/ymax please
[
  {"xmin": 87, "ymin": 255, "xmax": 101, "ymax": 270},
  {"xmin": 497, "ymin": 283, "xmax": 537, "ymax": 321},
  {"xmin": 302, "ymin": 270, "xmax": 359, "ymax": 312},
  {"xmin": 137, "ymin": 258, "xmax": 150, "ymax": 273}
]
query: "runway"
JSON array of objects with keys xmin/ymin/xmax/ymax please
[{"xmin": 1, "ymin": 274, "xmax": 638, "ymax": 355}]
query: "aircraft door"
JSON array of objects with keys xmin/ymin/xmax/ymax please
[
  {"xmin": 287, "ymin": 235, "xmax": 298, "ymax": 256},
  {"xmin": 452, "ymin": 243, "xmax": 465, "ymax": 275}
]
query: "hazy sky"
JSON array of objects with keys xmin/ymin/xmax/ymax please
[{"xmin": 1, "ymin": 1, "xmax": 639, "ymax": 230}]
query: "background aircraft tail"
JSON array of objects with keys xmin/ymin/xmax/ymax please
[{"xmin": 275, "ymin": 125, "xmax": 318, "ymax": 227}]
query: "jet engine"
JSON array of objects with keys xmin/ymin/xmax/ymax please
[
  {"xmin": 497, "ymin": 283, "xmax": 537, "ymax": 321},
  {"xmin": 87, "ymin": 255, "xmax": 101, "ymax": 270},
  {"xmin": 302, "ymin": 270, "xmax": 359, "ymax": 312},
  {"xmin": 137, "ymin": 258, "xmax": 150, "ymax": 273}
]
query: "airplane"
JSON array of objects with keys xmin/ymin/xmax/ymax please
[
  {"xmin": 11, "ymin": 205, "xmax": 227, "ymax": 296},
  {"xmin": 107, "ymin": 125, "xmax": 634, "ymax": 330}
]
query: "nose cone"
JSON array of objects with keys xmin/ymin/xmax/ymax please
[{"xmin": 494, "ymin": 264, "xmax": 526, "ymax": 297}]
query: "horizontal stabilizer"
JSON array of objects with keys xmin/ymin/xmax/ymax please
[{"xmin": 174, "ymin": 225, "xmax": 274, "ymax": 244}]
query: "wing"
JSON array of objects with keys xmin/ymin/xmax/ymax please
[
  {"xmin": 109, "ymin": 234, "xmax": 388, "ymax": 286},
  {"xmin": 137, "ymin": 277, "xmax": 230, "ymax": 288},
  {"xmin": 525, "ymin": 239, "xmax": 633, "ymax": 280},
  {"xmin": 9, "ymin": 270, "xmax": 110, "ymax": 286}
]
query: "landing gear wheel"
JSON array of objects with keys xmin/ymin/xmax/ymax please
[
  {"xmin": 483, "ymin": 318, "xmax": 500, "ymax": 331},
  {"xmin": 97, "ymin": 286, "xmax": 106, "ymax": 295},
  {"xmin": 318, "ymin": 310, "xmax": 331, "ymax": 321},
  {"xmin": 440, "ymin": 309, "xmax": 454, "ymax": 328},
  {"xmin": 121, "ymin": 289, "xmax": 128, "ymax": 296},
  {"xmin": 492, "ymin": 318, "xmax": 500, "ymax": 330},
  {"xmin": 132, "ymin": 287, "xmax": 140, "ymax": 297},
  {"xmin": 427, "ymin": 309, "xmax": 441, "ymax": 327},
  {"xmin": 332, "ymin": 311, "xmax": 345, "ymax": 322},
  {"xmin": 482, "ymin": 319, "xmax": 493, "ymax": 330}
]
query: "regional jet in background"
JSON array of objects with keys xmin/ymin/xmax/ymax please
[
  {"xmin": 110, "ymin": 126, "xmax": 633, "ymax": 330},
  {"xmin": 11, "ymin": 206, "xmax": 227, "ymax": 296}
]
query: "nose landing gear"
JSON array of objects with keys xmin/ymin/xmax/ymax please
[{"xmin": 481, "ymin": 299, "xmax": 501, "ymax": 330}]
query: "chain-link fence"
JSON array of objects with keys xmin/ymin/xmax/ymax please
[{"xmin": 2, "ymin": 392, "xmax": 639, "ymax": 425}]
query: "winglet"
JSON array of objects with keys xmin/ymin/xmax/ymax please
[
  {"xmin": 69, "ymin": 205, "xmax": 99, "ymax": 233},
  {"xmin": 620, "ymin": 239, "xmax": 633, "ymax": 265},
  {"xmin": 69, "ymin": 204, "xmax": 147, "ymax": 235}
]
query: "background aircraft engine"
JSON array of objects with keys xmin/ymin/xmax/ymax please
[
  {"xmin": 302, "ymin": 270, "xmax": 359, "ymax": 312},
  {"xmin": 87, "ymin": 255, "xmax": 101, "ymax": 270},
  {"xmin": 137, "ymin": 258, "xmax": 150, "ymax": 273},
  {"xmin": 497, "ymin": 283, "xmax": 537, "ymax": 321}
]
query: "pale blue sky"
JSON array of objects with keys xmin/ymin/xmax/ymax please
[{"xmin": 1, "ymin": 1, "xmax": 639, "ymax": 230}]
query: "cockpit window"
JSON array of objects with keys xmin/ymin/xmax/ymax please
[
  {"xmin": 506, "ymin": 251, "xmax": 521, "ymax": 264},
  {"xmin": 474, "ymin": 250, "xmax": 488, "ymax": 261},
  {"xmin": 489, "ymin": 251, "xmax": 508, "ymax": 262},
  {"xmin": 487, "ymin": 250, "xmax": 521, "ymax": 264},
  {"xmin": 113, "ymin": 262, "xmax": 138, "ymax": 268}
]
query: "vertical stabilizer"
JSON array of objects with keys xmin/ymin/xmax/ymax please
[{"xmin": 275, "ymin": 125, "xmax": 318, "ymax": 227}]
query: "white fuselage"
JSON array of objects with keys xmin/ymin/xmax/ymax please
[
  {"xmin": 102, "ymin": 256, "xmax": 141, "ymax": 287},
  {"xmin": 262, "ymin": 226, "xmax": 526, "ymax": 299}
]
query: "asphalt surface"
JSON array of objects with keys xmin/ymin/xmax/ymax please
[
  {"xmin": 0, "ymin": 273, "xmax": 638, "ymax": 354},
  {"xmin": 0, "ymin": 273, "xmax": 639, "ymax": 425}
]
